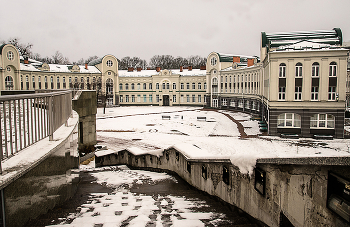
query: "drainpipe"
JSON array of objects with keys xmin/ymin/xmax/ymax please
[{"xmin": 1, "ymin": 189, "xmax": 6, "ymax": 227}]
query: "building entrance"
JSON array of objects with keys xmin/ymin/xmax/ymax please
[{"xmin": 163, "ymin": 95, "xmax": 170, "ymax": 106}]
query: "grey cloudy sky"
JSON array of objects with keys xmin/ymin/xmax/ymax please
[{"xmin": 1, "ymin": 0, "xmax": 349, "ymax": 63}]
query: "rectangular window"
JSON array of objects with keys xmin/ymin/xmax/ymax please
[
  {"xmin": 279, "ymin": 78, "xmax": 286, "ymax": 101},
  {"xmin": 173, "ymin": 83, "xmax": 176, "ymax": 90},
  {"xmin": 192, "ymin": 83, "xmax": 195, "ymax": 89},
  {"xmin": 156, "ymin": 95, "xmax": 159, "ymax": 102},
  {"xmin": 181, "ymin": 83, "xmax": 184, "ymax": 89},
  {"xmin": 312, "ymin": 65, "xmax": 319, "ymax": 77},
  {"xmin": 149, "ymin": 95, "xmax": 153, "ymax": 103},
  {"xmin": 143, "ymin": 95, "xmax": 147, "ymax": 102},
  {"xmin": 328, "ymin": 86, "xmax": 336, "ymax": 100},
  {"xmin": 143, "ymin": 83, "xmax": 146, "ymax": 90},
  {"xmin": 181, "ymin": 95, "xmax": 184, "ymax": 103},
  {"xmin": 279, "ymin": 87, "xmax": 286, "ymax": 100},
  {"xmin": 38, "ymin": 76, "xmax": 41, "ymax": 89},
  {"xmin": 173, "ymin": 95, "xmax": 176, "ymax": 103},
  {"xmin": 311, "ymin": 78, "xmax": 319, "ymax": 101},
  {"xmin": 156, "ymin": 83, "xmax": 159, "ymax": 89},
  {"xmin": 137, "ymin": 95, "xmax": 141, "ymax": 102},
  {"xmin": 162, "ymin": 83, "xmax": 165, "ymax": 89},
  {"xmin": 222, "ymin": 99, "xmax": 227, "ymax": 106},
  {"xmin": 204, "ymin": 82, "xmax": 207, "ymax": 89},
  {"xmin": 166, "ymin": 83, "xmax": 170, "ymax": 90},
  {"xmin": 328, "ymin": 77, "xmax": 337, "ymax": 101},
  {"xmin": 186, "ymin": 83, "xmax": 190, "ymax": 89},
  {"xmin": 131, "ymin": 95, "xmax": 135, "ymax": 102},
  {"xmin": 198, "ymin": 83, "xmax": 201, "ymax": 89},
  {"xmin": 125, "ymin": 95, "xmax": 129, "ymax": 102},
  {"xmin": 198, "ymin": 95, "xmax": 201, "ymax": 103},
  {"xmin": 187, "ymin": 95, "xmax": 190, "ymax": 102},
  {"xmin": 311, "ymin": 87, "xmax": 319, "ymax": 101},
  {"xmin": 120, "ymin": 95, "xmax": 123, "ymax": 103},
  {"xmin": 295, "ymin": 86, "xmax": 302, "ymax": 100},
  {"xmin": 192, "ymin": 95, "xmax": 196, "ymax": 102},
  {"xmin": 149, "ymin": 83, "xmax": 152, "ymax": 90},
  {"xmin": 63, "ymin": 77, "xmax": 66, "ymax": 89}
]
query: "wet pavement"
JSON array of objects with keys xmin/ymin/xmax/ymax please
[{"xmin": 26, "ymin": 164, "xmax": 259, "ymax": 227}]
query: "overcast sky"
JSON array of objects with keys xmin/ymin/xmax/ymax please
[{"xmin": 1, "ymin": 0, "xmax": 349, "ymax": 63}]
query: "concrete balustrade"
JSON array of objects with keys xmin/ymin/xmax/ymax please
[{"xmin": 96, "ymin": 147, "xmax": 350, "ymax": 227}]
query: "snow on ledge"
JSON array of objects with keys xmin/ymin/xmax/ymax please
[
  {"xmin": 169, "ymin": 143, "xmax": 217, "ymax": 160},
  {"xmin": 0, "ymin": 111, "xmax": 79, "ymax": 189}
]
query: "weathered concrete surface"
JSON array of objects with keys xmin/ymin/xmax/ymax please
[
  {"xmin": 0, "ymin": 112, "xmax": 79, "ymax": 227},
  {"xmin": 96, "ymin": 149, "xmax": 350, "ymax": 227},
  {"xmin": 72, "ymin": 90, "xmax": 97, "ymax": 154}
]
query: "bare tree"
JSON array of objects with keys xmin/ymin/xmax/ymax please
[
  {"xmin": 51, "ymin": 51, "xmax": 70, "ymax": 64},
  {"xmin": 187, "ymin": 55, "xmax": 206, "ymax": 68},
  {"xmin": 2, "ymin": 37, "xmax": 33, "ymax": 58}
]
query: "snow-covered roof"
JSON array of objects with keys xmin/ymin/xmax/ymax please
[
  {"xmin": 271, "ymin": 40, "xmax": 347, "ymax": 53},
  {"xmin": 20, "ymin": 63, "xmax": 41, "ymax": 71},
  {"xmin": 119, "ymin": 69, "xmax": 206, "ymax": 77},
  {"xmin": 20, "ymin": 62, "xmax": 100, "ymax": 73}
]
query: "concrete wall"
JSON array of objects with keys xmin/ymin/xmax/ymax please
[
  {"xmin": 72, "ymin": 90, "xmax": 97, "ymax": 154},
  {"xmin": 95, "ymin": 149, "xmax": 350, "ymax": 227},
  {"xmin": 1, "ymin": 112, "xmax": 79, "ymax": 227}
]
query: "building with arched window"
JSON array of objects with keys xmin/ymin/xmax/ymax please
[{"xmin": 0, "ymin": 28, "xmax": 348, "ymax": 138}]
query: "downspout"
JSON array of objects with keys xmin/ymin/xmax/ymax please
[
  {"xmin": 267, "ymin": 53, "xmax": 270, "ymax": 134},
  {"xmin": 2, "ymin": 189, "xmax": 6, "ymax": 227}
]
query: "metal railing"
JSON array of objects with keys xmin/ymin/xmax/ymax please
[{"xmin": 0, "ymin": 90, "xmax": 72, "ymax": 173}]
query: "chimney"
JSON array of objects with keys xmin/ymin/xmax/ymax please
[
  {"xmin": 188, "ymin": 66, "xmax": 192, "ymax": 71},
  {"xmin": 24, "ymin": 57, "xmax": 29, "ymax": 64},
  {"xmin": 128, "ymin": 67, "xmax": 134, "ymax": 72},
  {"xmin": 137, "ymin": 67, "xmax": 142, "ymax": 72},
  {"xmin": 85, "ymin": 63, "xmax": 88, "ymax": 70},
  {"xmin": 156, "ymin": 67, "xmax": 161, "ymax": 72},
  {"xmin": 180, "ymin": 66, "xmax": 183, "ymax": 72},
  {"xmin": 233, "ymin": 56, "xmax": 240, "ymax": 63},
  {"xmin": 247, "ymin": 58, "xmax": 254, "ymax": 67},
  {"xmin": 200, "ymin": 65, "xmax": 206, "ymax": 70}
]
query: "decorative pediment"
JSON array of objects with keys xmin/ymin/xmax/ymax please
[
  {"xmin": 40, "ymin": 63, "xmax": 50, "ymax": 71},
  {"xmin": 160, "ymin": 69, "xmax": 172, "ymax": 76},
  {"xmin": 68, "ymin": 64, "xmax": 80, "ymax": 72}
]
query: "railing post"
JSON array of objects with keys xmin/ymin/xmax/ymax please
[{"xmin": 49, "ymin": 95, "xmax": 53, "ymax": 141}]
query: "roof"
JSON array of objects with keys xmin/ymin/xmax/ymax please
[
  {"xmin": 118, "ymin": 68, "xmax": 206, "ymax": 77},
  {"xmin": 216, "ymin": 53, "xmax": 258, "ymax": 63},
  {"xmin": 262, "ymin": 28, "xmax": 343, "ymax": 49}
]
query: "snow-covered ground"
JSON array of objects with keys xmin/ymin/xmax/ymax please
[
  {"xmin": 49, "ymin": 162, "xmax": 235, "ymax": 226},
  {"xmin": 96, "ymin": 106, "xmax": 350, "ymax": 174}
]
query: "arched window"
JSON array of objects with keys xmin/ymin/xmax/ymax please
[
  {"xmin": 295, "ymin": 62, "xmax": 302, "ymax": 77},
  {"xmin": 125, "ymin": 83, "xmax": 129, "ymax": 90},
  {"xmin": 57, "ymin": 77, "xmax": 60, "ymax": 89},
  {"xmin": 279, "ymin": 63, "xmax": 286, "ymax": 77},
  {"xmin": 119, "ymin": 83, "xmax": 123, "ymax": 90},
  {"xmin": 131, "ymin": 83, "xmax": 135, "ymax": 90},
  {"xmin": 80, "ymin": 77, "xmax": 84, "ymax": 89},
  {"xmin": 310, "ymin": 114, "xmax": 335, "ymax": 129},
  {"xmin": 277, "ymin": 113, "xmax": 301, "ymax": 128},
  {"xmin": 212, "ymin": 77, "xmax": 218, "ymax": 85},
  {"xmin": 137, "ymin": 83, "xmax": 141, "ymax": 90},
  {"xmin": 312, "ymin": 62, "xmax": 320, "ymax": 77},
  {"xmin": 5, "ymin": 76, "xmax": 13, "ymax": 90},
  {"xmin": 329, "ymin": 62, "xmax": 337, "ymax": 77}
]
